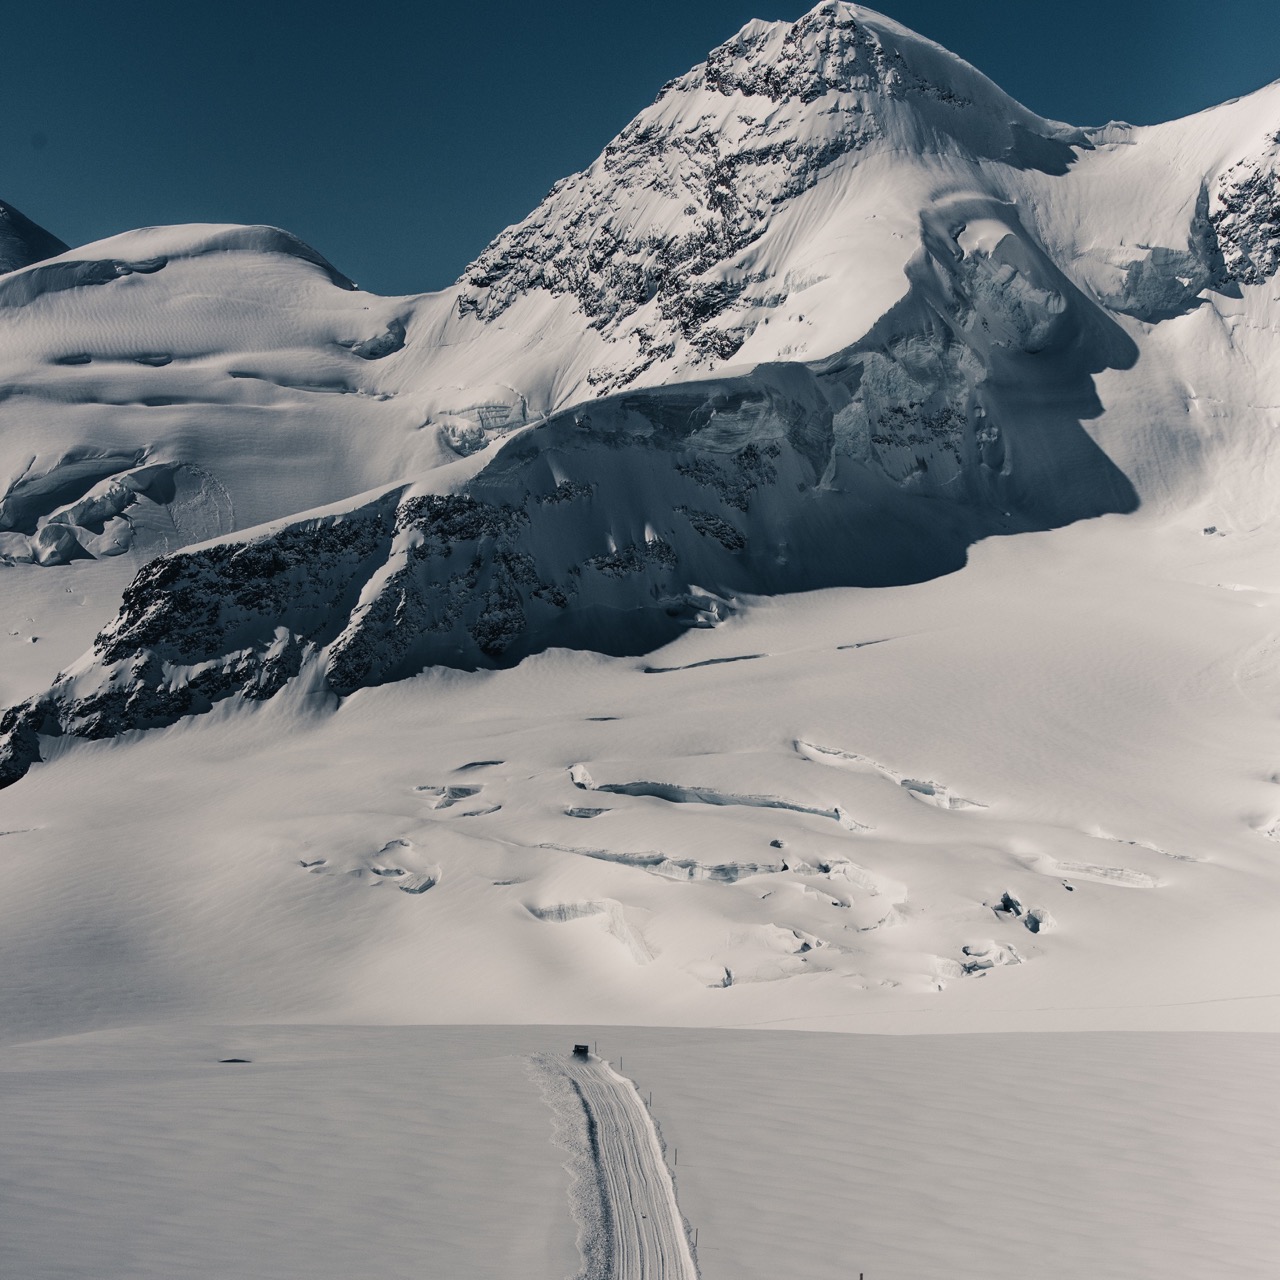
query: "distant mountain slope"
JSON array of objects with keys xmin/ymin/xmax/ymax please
[
  {"xmin": 0, "ymin": 223, "xmax": 447, "ymax": 569},
  {"xmin": 0, "ymin": 197, "xmax": 67, "ymax": 275}
]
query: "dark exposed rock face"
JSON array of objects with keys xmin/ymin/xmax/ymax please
[
  {"xmin": 0, "ymin": 499, "xmax": 397, "ymax": 781},
  {"xmin": 95, "ymin": 505, "xmax": 395, "ymax": 666},
  {"xmin": 702, "ymin": 3, "xmax": 967, "ymax": 106},
  {"xmin": 1211, "ymin": 135, "xmax": 1280, "ymax": 285},
  {"xmin": 462, "ymin": 111, "xmax": 872, "ymax": 355},
  {"xmin": 0, "ymin": 198, "xmax": 68, "ymax": 276}
]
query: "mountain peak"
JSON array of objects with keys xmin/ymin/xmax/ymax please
[
  {"xmin": 664, "ymin": 2, "xmax": 1069, "ymax": 130},
  {"xmin": 701, "ymin": 2, "xmax": 963, "ymax": 106},
  {"xmin": 458, "ymin": 2, "xmax": 1083, "ymax": 395}
]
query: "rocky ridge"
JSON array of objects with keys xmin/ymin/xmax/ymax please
[
  {"xmin": 1211, "ymin": 131, "xmax": 1280, "ymax": 285},
  {"xmin": 460, "ymin": 2, "xmax": 1084, "ymax": 391}
]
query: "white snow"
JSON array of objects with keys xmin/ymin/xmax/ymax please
[
  {"xmin": 4, "ymin": 518, "xmax": 1280, "ymax": 1036},
  {"xmin": 3, "ymin": 2, "xmax": 1280, "ymax": 1275},
  {"xmin": 543, "ymin": 1050, "xmax": 698, "ymax": 1280},
  {"xmin": 1, "ymin": 1026, "xmax": 1276, "ymax": 1280}
]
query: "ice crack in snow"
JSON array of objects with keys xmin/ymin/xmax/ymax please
[{"xmin": 569, "ymin": 762, "xmax": 862, "ymax": 829}]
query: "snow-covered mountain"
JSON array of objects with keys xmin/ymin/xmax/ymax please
[
  {"xmin": 4, "ymin": 3, "xmax": 1280, "ymax": 781},
  {"xmin": 3, "ymin": 2, "xmax": 1280, "ymax": 1036},
  {"xmin": 459, "ymin": 2, "xmax": 1088, "ymax": 388}
]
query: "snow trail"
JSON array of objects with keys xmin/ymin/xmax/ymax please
[{"xmin": 542, "ymin": 1051, "xmax": 698, "ymax": 1280}]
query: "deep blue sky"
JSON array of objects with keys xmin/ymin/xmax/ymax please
[{"xmin": 4, "ymin": 1, "xmax": 1277, "ymax": 295}]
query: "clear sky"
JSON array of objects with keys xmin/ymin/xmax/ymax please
[{"xmin": 4, "ymin": 1, "xmax": 1277, "ymax": 295}]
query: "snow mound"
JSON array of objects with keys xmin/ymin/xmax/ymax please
[{"xmin": 0, "ymin": 223, "xmax": 355, "ymax": 308}]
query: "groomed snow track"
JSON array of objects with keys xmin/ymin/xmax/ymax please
[{"xmin": 552, "ymin": 1053, "xmax": 699, "ymax": 1280}]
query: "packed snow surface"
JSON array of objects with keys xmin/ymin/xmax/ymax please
[
  {"xmin": 534, "ymin": 1050, "xmax": 698, "ymax": 1280},
  {"xmin": 2, "ymin": 1026, "xmax": 1276, "ymax": 1280}
]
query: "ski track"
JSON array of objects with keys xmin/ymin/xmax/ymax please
[{"xmin": 557, "ymin": 1053, "xmax": 698, "ymax": 1280}]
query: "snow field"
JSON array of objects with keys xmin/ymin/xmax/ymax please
[
  {"xmin": 617, "ymin": 1027, "xmax": 1280, "ymax": 1280},
  {"xmin": 2, "ymin": 517, "xmax": 1280, "ymax": 1040},
  {"xmin": 0, "ymin": 1026, "xmax": 579, "ymax": 1280},
  {"xmin": 1, "ymin": 1024, "xmax": 1275, "ymax": 1280},
  {"xmin": 4, "ymin": 7, "xmax": 1280, "ymax": 1275}
]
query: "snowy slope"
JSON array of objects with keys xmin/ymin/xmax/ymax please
[
  {"xmin": 0, "ymin": 223, "xmax": 445, "ymax": 570},
  {"xmin": 458, "ymin": 1, "xmax": 1087, "ymax": 392},
  {"xmin": 3, "ymin": 1, "xmax": 1280, "ymax": 1036}
]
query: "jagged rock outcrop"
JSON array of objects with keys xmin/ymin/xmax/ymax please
[{"xmin": 1211, "ymin": 132, "xmax": 1280, "ymax": 285}]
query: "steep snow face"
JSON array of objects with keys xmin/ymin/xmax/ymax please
[
  {"xmin": 0, "ymin": 197, "xmax": 67, "ymax": 275},
  {"xmin": 1008, "ymin": 87, "xmax": 1280, "ymax": 336},
  {"xmin": 458, "ymin": 1, "xmax": 1084, "ymax": 395}
]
